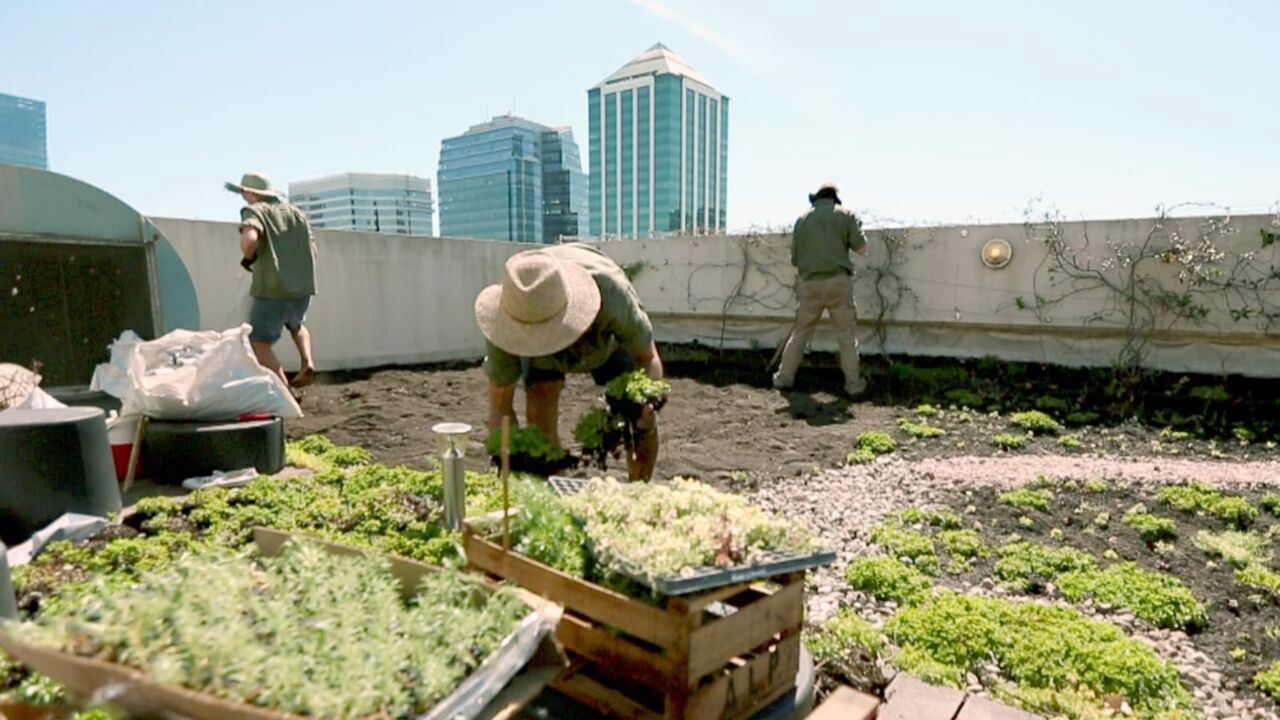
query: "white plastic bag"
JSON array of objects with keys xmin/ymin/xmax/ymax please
[
  {"xmin": 89, "ymin": 330, "xmax": 144, "ymax": 399},
  {"xmin": 118, "ymin": 325, "xmax": 302, "ymax": 421}
]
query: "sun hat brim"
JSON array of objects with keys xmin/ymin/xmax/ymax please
[
  {"xmin": 474, "ymin": 260, "xmax": 602, "ymax": 358},
  {"xmin": 224, "ymin": 181, "xmax": 283, "ymax": 197}
]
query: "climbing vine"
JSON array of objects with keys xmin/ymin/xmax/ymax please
[{"xmin": 1021, "ymin": 200, "xmax": 1280, "ymax": 371}]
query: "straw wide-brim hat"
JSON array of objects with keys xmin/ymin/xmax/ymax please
[
  {"xmin": 475, "ymin": 250, "xmax": 602, "ymax": 357},
  {"xmin": 224, "ymin": 171, "xmax": 283, "ymax": 197}
]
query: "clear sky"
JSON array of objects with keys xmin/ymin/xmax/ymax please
[{"xmin": 2, "ymin": 0, "xmax": 1277, "ymax": 232}]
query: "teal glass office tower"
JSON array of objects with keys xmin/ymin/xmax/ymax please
[
  {"xmin": 0, "ymin": 92, "xmax": 48, "ymax": 169},
  {"xmin": 589, "ymin": 44, "xmax": 727, "ymax": 239},
  {"xmin": 438, "ymin": 115, "xmax": 587, "ymax": 243}
]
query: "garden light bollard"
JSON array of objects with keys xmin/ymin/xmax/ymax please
[
  {"xmin": 432, "ymin": 422, "xmax": 472, "ymax": 531},
  {"xmin": 0, "ymin": 541, "xmax": 15, "ymax": 619}
]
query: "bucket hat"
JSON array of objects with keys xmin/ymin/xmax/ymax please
[
  {"xmin": 474, "ymin": 250, "xmax": 602, "ymax": 357},
  {"xmin": 224, "ymin": 172, "xmax": 283, "ymax": 198},
  {"xmin": 809, "ymin": 181, "xmax": 841, "ymax": 205}
]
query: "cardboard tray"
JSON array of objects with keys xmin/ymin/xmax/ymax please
[{"xmin": 0, "ymin": 527, "xmax": 567, "ymax": 720}]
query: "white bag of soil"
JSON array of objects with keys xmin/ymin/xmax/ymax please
[{"xmin": 115, "ymin": 325, "xmax": 302, "ymax": 421}]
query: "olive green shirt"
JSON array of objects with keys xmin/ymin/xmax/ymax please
[
  {"xmin": 791, "ymin": 199, "xmax": 867, "ymax": 281},
  {"xmin": 484, "ymin": 244, "xmax": 654, "ymax": 386},
  {"xmin": 240, "ymin": 198, "xmax": 316, "ymax": 299}
]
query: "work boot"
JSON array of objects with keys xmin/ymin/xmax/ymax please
[{"xmin": 844, "ymin": 378, "xmax": 868, "ymax": 397}]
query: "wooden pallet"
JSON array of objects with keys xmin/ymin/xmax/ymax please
[{"xmin": 464, "ymin": 524, "xmax": 805, "ymax": 720}]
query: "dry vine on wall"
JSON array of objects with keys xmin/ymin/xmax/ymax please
[{"xmin": 1020, "ymin": 200, "xmax": 1280, "ymax": 377}]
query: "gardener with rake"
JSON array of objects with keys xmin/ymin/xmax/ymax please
[
  {"xmin": 772, "ymin": 182, "xmax": 869, "ymax": 397},
  {"xmin": 475, "ymin": 244, "xmax": 664, "ymax": 481}
]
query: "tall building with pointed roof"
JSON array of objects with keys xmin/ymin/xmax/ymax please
[{"xmin": 588, "ymin": 44, "xmax": 728, "ymax": 238}]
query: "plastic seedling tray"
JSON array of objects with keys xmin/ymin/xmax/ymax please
[{"xmin": 545, "ymin": 476, "xmax": 836, "ymax": 596}]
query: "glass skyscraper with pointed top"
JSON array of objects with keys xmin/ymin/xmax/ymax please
[{"xmin": 588, "ymin": 44, "xmax": 728, "ymax": 239}]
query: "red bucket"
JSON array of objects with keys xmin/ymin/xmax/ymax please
[{"xmin": 107, "ymin": 415, "xmax": 143, "ymax": 481}]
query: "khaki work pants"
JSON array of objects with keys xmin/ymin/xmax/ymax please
[{"xmin": 775, "ymin": 273, "xmax": 861, "ymax": 389}]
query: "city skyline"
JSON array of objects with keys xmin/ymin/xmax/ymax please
[
  {"xmin": 0, "ymin": 91, "xmax": 48, "ymax": 170},
  {"xmin": 289, "ymin": 172, "xmax": 434, "ymax": 236},
  {"xmin": 1, "ymin": 1, "xmax": 1277, "ymax": 231},
  {"xmin": 589, "ymin": 44, "xmax": 729, "ymax": 239},
  {"xmin": 437, "ymin": 114, "xmax": 588, "ymax": 242}
]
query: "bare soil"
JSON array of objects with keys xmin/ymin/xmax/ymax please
[{"xmin": 286, "ymin": 347, "xmax": 1276, "ymax": 482}]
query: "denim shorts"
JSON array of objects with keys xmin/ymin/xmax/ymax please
[
  {"xmin": 521, "ymin": 348, "xmax": 636, "ymax": 388},
  {"xmin": 249, "ymin": 296, "xmax": 311, "ymax": 344}
]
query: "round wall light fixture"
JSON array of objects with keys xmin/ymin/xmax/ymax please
[{"xmin": 981, "ymin": 238, "xmax": 1013, "ymax": 269}]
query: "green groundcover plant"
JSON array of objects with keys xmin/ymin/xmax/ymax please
[
  {"xmin": 1056, "ymin": 562, "xmax": 1208, "ymax": 631},
  {"xmin": 9, "ymin": 541, "xmax": 527, "ymax": 719},
  {"xmin": 487, "ymin": 477, "xmax": 825, "ymax": 593},
  {"xmin": 1157, "ymin": 482, "xmax": 1258, "ymax": 528},
  {"xmin": 887, "ymin": 593, "xmax": 1194, "ymax": 718},
  {"xmin": 844, "ymin": 556, "xmax": 934, "ymax": 605},
  {"xmin": 998, "ymin": 488, "xmax": 1054, "ymax": 513},
  {"xmin": 994, "ymin": 542, "xmax": 1095, "ymax": 592}
]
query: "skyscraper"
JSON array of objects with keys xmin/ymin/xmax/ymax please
[
  {"xmin": 288, "ymin": 173, "xmax": 434, "ymax": 236},
  {"xmin": 0, "ymin": 92, "xmax": 48, "ymax": 169},
  {"xmin": 588, "ymin": 44, "xmax": 728, "ymax": 239},
  {"xmin": 437, "ymin": 114, "xmax": 588, "ymax": 243}
]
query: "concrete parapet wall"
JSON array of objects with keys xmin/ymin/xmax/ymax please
[{"xmin": 154, "ymin": 212, "xmax": 1280, "ymax": 377}]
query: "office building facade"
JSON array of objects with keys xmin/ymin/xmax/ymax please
[
  {"xmin": 289, "ymin": 173, "xmax": 433, "ymax": 236},
  {"xmin": 588, "ymin": 44, "xmax": 728, "ymax": 239},
  {"xmin": 437, "ymin": 114, "xmax": 587, "ymax": 243},
  {"xmin": 0, "ymin": 92, "xmax": 48, "ymax": 169}
]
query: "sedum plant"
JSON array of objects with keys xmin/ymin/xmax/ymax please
[
  {"xmin": 11, "ymin": 541, "xmax": 527, "ymax": 719},
  {"xmin": 886, "ymin": 593, "xmax": 1193, "ymax": 717},
  {"xmin": 487, "ymin": 478, "xmax": 825, "ymax": 592},
  {"xmin": 845, "ymin": 556, "xmax": 934, "ymax": 605},
  {"xmin": 1009, "ymin": 410, "xmax": 1062, "ymax": 435}
]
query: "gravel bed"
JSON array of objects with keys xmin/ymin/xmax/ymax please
[{"xmin": 753, "ymin": 453, "xmax": 1280, "ymax": 720}]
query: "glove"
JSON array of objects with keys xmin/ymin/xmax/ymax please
[{"xmin": 240, "ymin": 254, "xmax": 256, "ymax": 271}]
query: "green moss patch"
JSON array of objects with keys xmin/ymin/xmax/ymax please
[
  {"xmin": 1121, "ymin": 507, "xmax": 1177, "ymax": 544},
  {"xmin": 1158, "ymin": 482, "xmax": 1258, "ymax": 528},
  {"xmin": 1235, "ymin": 565, "xmax": 1280, "ymax": 598},
  {"xmin": 886, "ymin": 593, "xmax": 1192, "ymax": 717},
  {"xmin": 869, "ymin": 522, "xmax": 939, "ymax": 574},
  {"xmin": 1056, "ymin": 562, "xmax": 1208, "ymax": 630},
  {"xmin": 1010, "ymin": 410, "xmax": 1063, "ymax": 435},
  {"xmin": 994, "ymin": 542, "xmax": 1095, "ymax": 592},
  {"xmin": 845, "ymin": 557, "xmax": 934, "ymax": 605},
  {"xmin": 992, "ymin": 433, "xmax": 1027, "ymax": 450},
  {"xmin": 807, "ymin": 609, "xmax": 884, "ymax": 669},
  {"xmin": 1193, "ymin": 530, "xmax": 1272, "ymax": 569},
  {"xmin": 847, "ymin": 431, "xmax": 898, "ymax": 464},
  {"xmin": 1256, "ymin": 660, "xmax": 1280, "ymax": 698},
  {"xmin": 998, "ymin": 487, "xmax": 1054, "ymax": 513},
  {"xmin": 897, "ymin": 418, "xmax": 946, "ymax": 439}
]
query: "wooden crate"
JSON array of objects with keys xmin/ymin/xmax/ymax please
[{"xmin": 463, "ymin": 524, "xmax": 804, "ymax": 720}]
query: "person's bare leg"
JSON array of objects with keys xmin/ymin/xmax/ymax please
[
  {"xmin": 289, "ymin": 325, "xmax": 316, "ymax": 387},
  {"xmin": 524, "ymin": 380, "xmax": 564, "ymax": 447},
  {"xmin": 629, "ymin": 407, "xmax": 659, "ymax": 481},
  {"xmin": 250, "ymin": 340, "xmax": 290, "ymax": 388}
]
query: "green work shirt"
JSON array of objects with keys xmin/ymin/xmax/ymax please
[
  {"xmin": 240, "ymin": 199, "xmax": 317, "ymax": 299},
  {"xmin": 484, "ymin": 244, "xmax": 654, "ymax": 386},
  {"xmin": 791, "ymin": 199, "xmax": 867, "ymax": 281}
]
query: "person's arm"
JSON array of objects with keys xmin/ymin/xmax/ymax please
[
  {"xmin": 632, "ymin": 339, "xmax": 664, "ymax": 380},
  {"xmin": 791, "ymin": 217, "xmax": 802, "ymax": 267},
  {"xmin": 488, "ymin": 382, "xmax": 518, "ymax": 430},
  {"xmin": 240, "ymin": 226, "xmax": 260, "ymax": 260},
  {"xmin": 848, "ymin": 213, "xmax": 869, "ymax": 256},
  {"xmin": 483, "ymin": 341, "xmax": 522, "ymax": 430}
]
